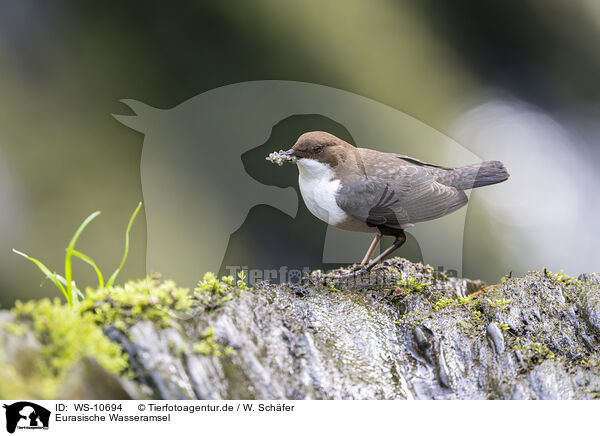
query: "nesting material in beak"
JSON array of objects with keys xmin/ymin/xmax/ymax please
[{"xmin": 266, "ymin": 149, "xmax": 297, "ymax": 166}]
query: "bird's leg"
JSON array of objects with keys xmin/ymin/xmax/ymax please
[
  {"xmin": 360, "ymin": 233, "xmax": 382, "ymax": 265},
  {"xmin": 326, "ymin": 231, "xmax": 404, "ymax": 281},
  {"xmin": 364, "ymin": 230, "xmax": 406, "ymax": 271}
]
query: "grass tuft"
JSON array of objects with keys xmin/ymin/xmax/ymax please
[{"xmin": 13, "ymin": 202, "xmax": 142, "ymax": 307}]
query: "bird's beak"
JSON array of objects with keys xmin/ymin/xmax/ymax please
[{"xmin": 283, "ymin": 149, "xmax": 298, "ymax": 163}]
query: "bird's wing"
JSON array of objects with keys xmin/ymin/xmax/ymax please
[
  {"xmin": 394, "ymin": 154, "xmax": 452, "ymax": 170},
  {"xmin": 336, "ymin": 159, "xmax": 467, "ymax": 228}
]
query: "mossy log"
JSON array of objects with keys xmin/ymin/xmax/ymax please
[{"xmin": 1, "ymin": 260, "xmax": 599, "ymax": 399}]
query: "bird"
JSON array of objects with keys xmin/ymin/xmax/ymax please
[{"xmin": 270, "ymin": 131, "xmax": 509, "ymax": 272}]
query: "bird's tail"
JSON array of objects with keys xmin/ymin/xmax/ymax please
[{"xmin": 438, "ymin": 161, "xmax": 509, "ymax": 190}]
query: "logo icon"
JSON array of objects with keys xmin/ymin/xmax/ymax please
[{"xmin": 2, "ymin": 402, "xmax": 50, "ymax": 434}]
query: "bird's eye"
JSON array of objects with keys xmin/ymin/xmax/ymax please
[{"xmin": 313, "ymin": 145, "xmax": 322, "ymax": 153}]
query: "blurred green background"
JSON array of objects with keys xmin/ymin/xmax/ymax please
[{"xmin": 2, "ymin": 0, "xmax": 600, "ymax": 306}]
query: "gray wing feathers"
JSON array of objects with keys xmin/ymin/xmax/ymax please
[
  {"xmin": 397, "ymin": 155, "xmax": 509, "ymax": 190},
  {"xmin": 337, "ymin": 162, "xmax": 467, "ymax": 227}
]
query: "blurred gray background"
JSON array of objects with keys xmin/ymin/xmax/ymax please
[{"xmin": 1, "ymin": 0, "xmax": 599, "ymax": 306}]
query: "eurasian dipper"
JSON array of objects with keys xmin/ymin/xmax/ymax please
[{"xmin": 267, "ymin": 131, "xmax": 509, "ymax": 271}]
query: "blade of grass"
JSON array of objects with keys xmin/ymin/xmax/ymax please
[
  {"xmin": 65, "ymin": 211, "xmax": 101, "ymax": 306},
  {"xmin": 56, "ymin": 274, "xmax": 84, "ymax": 306},
  {"xmin": 71, "ymin": 249, "xmax": 104, "ymax": 288},
  {"xmin": 55, "ymin": 274, "xmax": 68, "ymax": 287},
  {"xmin": 72, "ymin": 287, "xmax": 84, "ymax": 306},
  {"xmin": 12, "ymin": 249, "xmax": 71, "ymax": 305},
  {"xmin": 107, "ymin": 202, "xmax": 142, "ymax": 287}
]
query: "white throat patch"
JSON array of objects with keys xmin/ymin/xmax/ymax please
[{"xmin": 297, "ymin": 158, "xmax": 347, "ymax": 226}]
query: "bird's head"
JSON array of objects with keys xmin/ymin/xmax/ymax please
[{"xmin": 287, "ymin": 131, "xmax": 351, "ymax": 168}]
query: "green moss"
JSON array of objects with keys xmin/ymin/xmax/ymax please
[
  {"xmin": 433, "ymin": 295, "xmax": 476, "ymax": 312},
  {"xmin": 546, "ymin": 269, "xmax": 580, "ymax": 286},
  {"xmin": 79, "ymin": 273, "xmax": 245, "ymax": 357},
  {"xmin": 8, "ymin": 298, "xmax": 128, "ymax": 398},
  {"xmin": 80, "ymin": 276, "xmax": 194, "ymax": 329},
  {"xmin": 194, "ymin": 272, "xmax": 246, "ymax": 311},
  {"xmin": 513, "ymin": 337, "xmax": 556, "ymax": 366},
  {"xmin": 536, "ymin": 267, "xmax": 583, "ymax": 291},
  {"xmin": 0, "ymin": 364, "xmax": 48, "ymax": 400},
  {"xmin": 397, "ymin": 312, "xmax": 418, "ymax": 327},
  {"xmin": 1, "ymin": 272, "xmax": 246, "ymax": 399},
  {"xmin": 499, "ymin": 272, "xmax": 512, "ymax": 283},
  {"xmin": 497, "ymin": 321, "xmax": 510, "ymax": 331},
  {"xmin": 385, "ymin": 273, "xmax": 433, "ymax": 303},
  {"xmin": 192, "ymin": 326, "xmax": 233, "ymax": 357},
  {"xmin": 432, "ymin": 296, "xmax": 457, "ymax": 311},
  {"xmin": 77, "ymin": 272, "xmax": 245, "ymax": 332},
  {"xmin": 484, "ymin": 297, "xmax": 511, "ymax": 311},
  {"xmin": 328, "ymin": 284, "xmax": 342, "ymax": 293},
  {"xmin": 395, "ymin": 276, "xmax": 432, "ymax": 294},
  {"xmin": 586, "ymin": 389, "xmax": 600, "ymax": 399},
  {"xmin": 0, "ymin": 321, "xmax": 28, "ymax": 336},
  {"xmin": 577, "ymin": 352, "xmax": 600, "ymax": 369}
]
